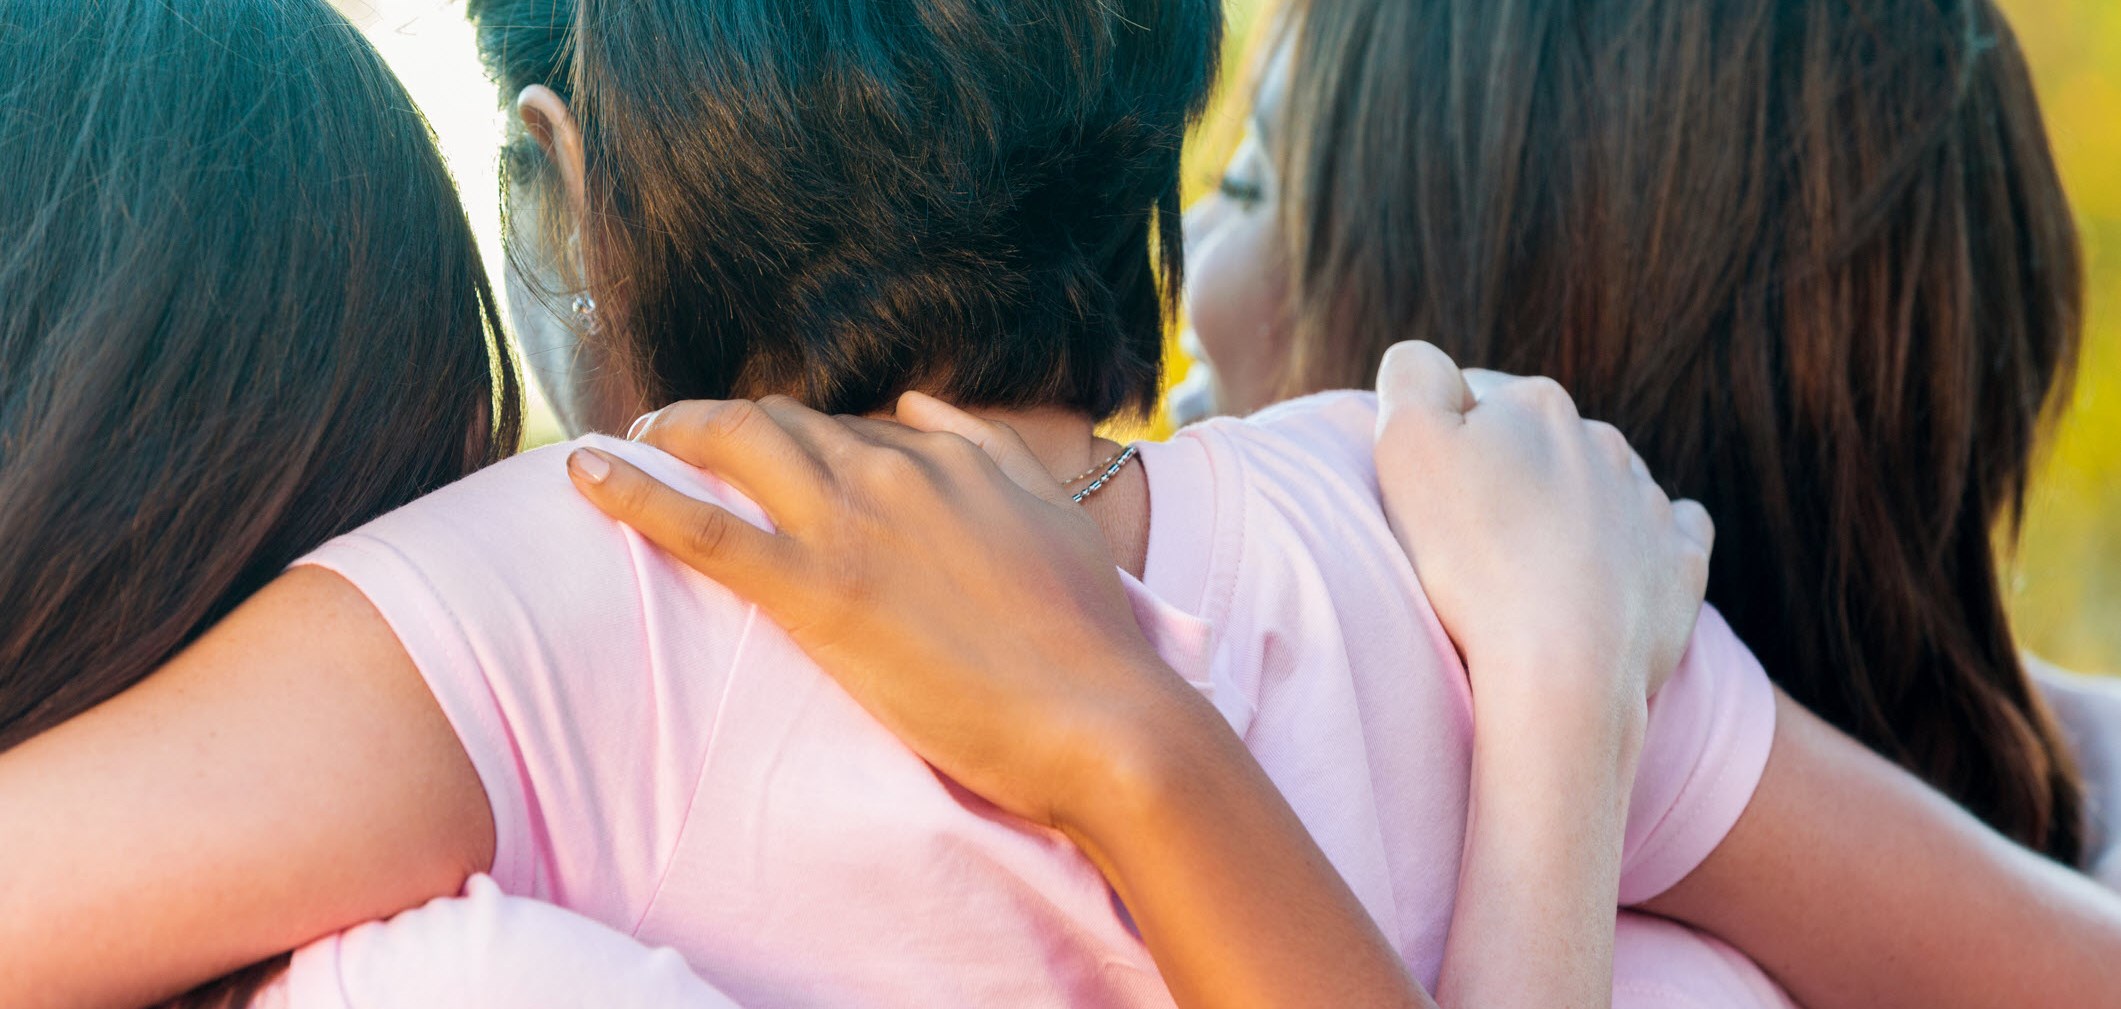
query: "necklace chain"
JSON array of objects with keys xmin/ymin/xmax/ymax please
[
  {"xmin": 1062, "ymin": 449, "xmax": 1126, "ymax": 486},
  {"xmin": 1070, "ymin": 444, "xmax": 1139, "ymax": 505}
]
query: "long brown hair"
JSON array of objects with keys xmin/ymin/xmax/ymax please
[
  {"xmin": 0, "ymin": 0, "xmax": 522, "ymax": 997},
  {"xmin": 1275, "ymin": 0, "xmax": 2085, "ymax": 862}
]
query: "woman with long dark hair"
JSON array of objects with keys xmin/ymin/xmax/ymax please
[{"xmin": 1176, "ymin": 0, "xmax": 2101, "ymax": 867}]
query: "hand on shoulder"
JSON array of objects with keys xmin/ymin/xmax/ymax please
[{"xmin": 1373, "ymin": 341, "xmax": 1714, "ymax": 717}]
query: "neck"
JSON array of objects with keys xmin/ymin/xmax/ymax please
[
  {"xmin": 913, "ymin": 403, "xmax": 1151, "ymax": 580},
  {"xmin": 963, "ymin": 406, "xmax": 1113, "ymax": 484}
]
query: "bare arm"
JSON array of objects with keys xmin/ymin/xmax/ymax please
[
  {"xmin": 1644, "ymin": 689, "xmax": 2121, "ymax": 1008},
  {"xmin": 1371, "ymin": 344, "xmax": 1716, "ymax": 1009},
  {"xmin": 0, "ymin": 569, "xmax": 486, "ymax": 1009},
  {"xmin": 1439, "ymin": 677, "xmax": 1643, "ymax": 1009}
]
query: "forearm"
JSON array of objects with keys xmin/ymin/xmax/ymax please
[
  {"xmin": 1055, "ymin": 661, "xmax": 1432, "ymax": 1009},
  {"xmin": 1437, "ymin": 665, "xmax": 1644, "ymax": 1009},
  {"xmin": 1645, "ymin": 689, "xmax": 2121, "ymax": 1008}
]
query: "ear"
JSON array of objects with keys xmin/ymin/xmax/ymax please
[{"xmin": 515, "ymin": 85, "xmax": 588, "ymax": 216}]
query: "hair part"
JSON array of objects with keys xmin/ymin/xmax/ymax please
[{"xmin": 1277, "ymin": 0, "xmax": 2085, "ymax": 861}]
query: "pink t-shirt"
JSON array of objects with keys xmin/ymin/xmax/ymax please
[
  {"xmin": 297, "ymin": 390, "xmax": 1783, "ymax": 1007},
  {"xmin": 257, "ymin": 876, "xmax": 739, "ymax": 1009}
]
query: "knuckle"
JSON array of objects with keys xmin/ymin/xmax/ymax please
[
  {"xmin": 1676, "ymin": 499, "xmax": 1716, "ymax": 539},
  {"xmin": 1521, "ymin": 376, "xmax": 1577, "ymax": 414},
  {"xmin": 1379, "ymin": 341, "xmax": 1462, "ymax": 400},
  {"xmin": 929, "ymin": 432, "xmax": 986, "ymax": 470},
  {"xmin": 703, "ymin": 399, "xmax": 766, "ymax": 441},
  {"xmin": 1493, "ymin": 375, "xmax": 1576, "ymax": 421},
  {"xmin": 683, "ymin": 506, "xmax": 739, "ymax": 560},
  {"xmin": 856, "ymin": 444, "xmax": 926, "ymax": 489},
  {"xmin": 755, "ymin": 394, "xmax": 807, "ymax": 424},
  {"xmin": 1584, "ymin": 420, "xmax": 1630, "ymax": 460},
  {"xmin": 1384, "ymin": 340, "xmax": 1450, "ymax": 374},
  {"xmin": 613, "ymin": 474, "xmax": 657, "ymax": 515}
]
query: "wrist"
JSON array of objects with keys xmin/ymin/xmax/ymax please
[
  {"xmin": 1045, "ymin": 665, "xmax": 1236, "ymax": 853},
  {"xmin": 1465, "ymin": 651, "xmax": 1648, "ymax": 794},
  {"xmin": 1463, "ymin": 638, "xmax": 1648, "ymax": 724}
]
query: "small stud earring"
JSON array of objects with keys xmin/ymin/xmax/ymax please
[{"xmin": 570, "ymin": 292, "xmax": 600, "ymax": 334}]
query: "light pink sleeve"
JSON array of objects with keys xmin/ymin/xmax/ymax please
[
  {"xmin": 1617, "ymin": 604, "xmax": 1780, "ymax": 905},
  {"xmin": 255, "ymin": 876, "xmax": 741, "ymax": 1009},
  {"xmin": 1610, "ymin": 911, "xmax": 1798, "ymax": 1009},
  {"xmin": 294, "ymin": 437, "xmax": 762, "ymax": 923}
]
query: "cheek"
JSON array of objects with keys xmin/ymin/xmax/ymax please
[
  {"xmin": 1184, "ymin": 213, "xmax": 1292, "ymax": 414},
  {"xmin": 503, "ymin": 259, "xmax": 646, "ymax": 437},
  {"xmin": 504, "ymin": 262, "xmax": 584, "ymax": 422}
]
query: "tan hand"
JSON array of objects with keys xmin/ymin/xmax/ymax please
[{"xmin": 565, "ymin": 392, "xmax": 1203, "ymax": 833}]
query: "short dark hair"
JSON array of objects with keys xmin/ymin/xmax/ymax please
[
  {"xmin": 0, "ymin": 0, "xmax": 522, "ymax": 751},
  {"xmin": 471, "ymin": 0, "xmax": 1222, "ymax": 420}
]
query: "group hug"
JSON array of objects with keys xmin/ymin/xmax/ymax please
[{"xmin": 3, "ymin": 0, "xmax": 2119, "ymax": 1007}]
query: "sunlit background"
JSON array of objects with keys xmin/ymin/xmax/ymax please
[{"xmin": 339, "ymin": 0, "xmax": 2119, "ymax": 673}]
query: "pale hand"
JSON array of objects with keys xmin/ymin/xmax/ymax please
[{"xmin": 1373, "ymin": 341, "xmax": 1714, "ymax": 711}]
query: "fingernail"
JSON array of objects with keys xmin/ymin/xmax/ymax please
[
  {"xmin": 627, "ymin": 410, "xmax": 660, "ymax": 441},
  {"xmin": 568, "ymin": 448, "xmax": 611, "ymax": 484}
]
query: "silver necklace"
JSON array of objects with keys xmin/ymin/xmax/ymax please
[
  {"xmin": 1062, "ymin": 449, "xmax": 1127, "ymax": 486},
  {"xmin": 1070, "ymin": 445, "xmax": 1139, "ymax": 505}
]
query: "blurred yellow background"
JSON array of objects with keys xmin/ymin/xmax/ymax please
[
  {"xmin": 347, "ymin": 0, "xmax": 2117, "ymax": 672},
  {"xmin": 1996, "ymin": 0, "xmax": 2121, "ymax": 674}
]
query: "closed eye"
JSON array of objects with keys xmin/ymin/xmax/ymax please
[{"xmin": 1217, "ymin": 175, "xmax": 1265, "ymax": 206}]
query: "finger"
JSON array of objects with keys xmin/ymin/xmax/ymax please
[
  {"xmin": 567, "ymin": 447, "xmax": 801, "ymax": 602},
  {"xmin": 1459, "ymin": 368, "xmax": 1518, "ymax": 403},
  {"xmin": 627, "ymin": 399, "xmax": 836, "ymax": 526},
  {"xmin": 1583, "ymin": 421, "xmax": 1635, "ymax": 472},
  {"xmin": 1480, "ymin": 374, "xmax": 1581, "ymax": 424},
  {"xmin": 1671, "ymin": 498, "xmax": 1716, "ymax": 557},
  {"xmin": 893, "ymin": 391, "xmax": 1070, "ymax": 501},
  {"xmin": 1376, "ymin": 342, "xmax": 1476, "ymax": 430}
]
